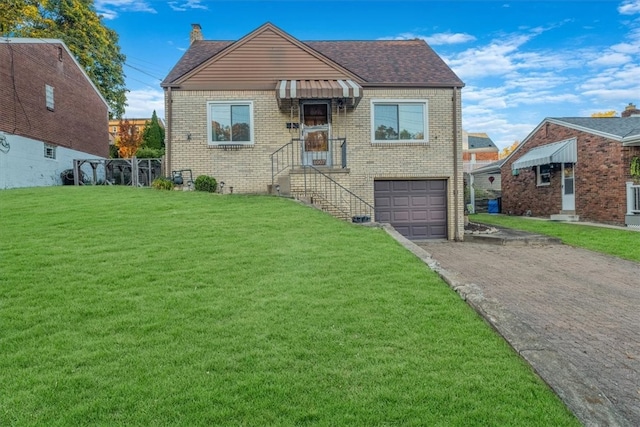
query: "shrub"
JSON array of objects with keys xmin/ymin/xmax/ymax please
[
  {"xmin": 194, "ymin": 175, "xmax": 217, "ymax": 193},
  {"xmin": 151, "ymin": 177, "xmax": 174, "ymax": 190},
  {"xmin": 135, "ymin": 147, "xmax": 165, "ymax": 159}
]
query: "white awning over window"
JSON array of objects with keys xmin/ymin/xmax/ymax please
[{"xmin": 512, "ymin": 138, "xmax": 577, "ymax": 170}]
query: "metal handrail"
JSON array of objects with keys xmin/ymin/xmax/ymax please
[
  {"xmin": 270, "ymin": 141, "xmax": 294, "ymax": 186},
  {"xmin": 303, "ymin": 165, "xmax": 373, "ymax": 222},
  {"xmin": 270, "ymin": 138, "xmax": 348, "ymax": 186}
]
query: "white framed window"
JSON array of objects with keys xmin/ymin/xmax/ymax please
[
  {"xmin": 44, "ymin": 143, "xmax": 56, "ymax": 159},
  {"xmin": 45, "ymin": 84, "xmax": 54, "ymax": 111},
  {"xmin": 207, "ymin": 101, "xmax": 254, "ymax": 145},
  {"xmin": 537, "ymin": 164, "xmax": 551, "ymax": 186},
  {"xmin": 371, "ymin": 99, "xmax": 428, "ymax": 143}
]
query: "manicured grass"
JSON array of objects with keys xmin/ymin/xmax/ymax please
[
  {"xmin": 1, "ymin": 187, "xmax": 579, "ymax": 426},
  {"xmin": 473, "ymin": 213, "xmax": 640, "ymax": 262}
]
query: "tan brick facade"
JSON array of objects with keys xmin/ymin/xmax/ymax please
[{"xmin": 166, "ymin": 88, "xmax": 464, "ymax": 239}]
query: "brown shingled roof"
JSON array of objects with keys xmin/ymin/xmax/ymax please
[
  {"xmin": 306, "ymin": 40, "xmax": 463, "ymax": 86},
  {"xmin": 162, "ymin": 26, "xmax": 463, "ymax": 88}
]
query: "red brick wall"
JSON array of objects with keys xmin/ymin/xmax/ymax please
[
  {"xmin": 0, "ymin": 42, "xmax": 109, "ymax": 157},
  {"xmin": 462, "ymin": 151, "xmax": 499, "ymax": 161},
  {"xmin": 501, "ymin": 121, "xmax": 640, "ymax": 225}
]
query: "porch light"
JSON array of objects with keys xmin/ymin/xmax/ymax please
[{"xmin": 275, "ymin": 184, "xmax": 281, "ymax": 196}]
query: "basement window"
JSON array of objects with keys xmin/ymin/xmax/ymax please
[
  {"xmin": 44, "ymin": 143, "xmax": 56, "ymax": 159},
  {"xmin": 536, "ymin": 164, "xmax": 551, "ymax": 186}
]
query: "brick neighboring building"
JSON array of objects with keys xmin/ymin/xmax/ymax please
[
  {"xmin": 0, "ymin": 38, "xmax": 109, "ymax": 189},
  {"xmin": 162, "ymin": 23, "xmax": 465, "ymax": 240},
  {"xmin": 462, "ymin": 131, "xmax": 499, "ymax": 173},
  {"xmin": 501, "ymin": 115, "xmax": 640, "ymax": 227}
]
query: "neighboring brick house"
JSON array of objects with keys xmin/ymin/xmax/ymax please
[
  {"xmin": 462, "ymin": 131, "xmax": 499, "ymax": 173},
  {"xmin": 0, "ymin": 38, "xmax": 109, "ymax": 189},
  {"xmin": 162, "ymin": 23, "xmax": 465, "ymax": 240},
  {"xmin": 501, "ymin": 116, "xmax": 640, "ymax": 227}
]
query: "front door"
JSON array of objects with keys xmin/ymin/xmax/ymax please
[
  {"xmin": 301, "ymin": 102, "xmax": 331, "ymax": 166},
  {"xmin": 562, "ymin": 163, "xmax": 575, "ymax": 211}
]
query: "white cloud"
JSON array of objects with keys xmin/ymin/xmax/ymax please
[
  {"xmin": 124, "ymin": 89, "xmax": 165, "ymax": 119},
  {"xmin": 590, "ymin": 52, "xmax": 632, "ymax": 66},
  {"xmin": 95, "ymin": 0, "xmax": 156, "ymax": 19},
  {"xmin": 168, "ymin": 0, "xmax": 208, "ymax": 11},
  {"xmin": 379, "ymin": 32, "xmax": 475, "ymax": 45},
  {"xmin": 424, "ymin": 32, "xmax": 476, "ymax": 45},
  {"xmin": 618, "ymin": 0, "xmax": 640, "ymax": 15}
]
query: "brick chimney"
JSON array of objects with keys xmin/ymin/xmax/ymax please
[
  {"xmin": 190, "ymin": 23, "xmax": 203, "ymax": 44},
  {"xmin": 621, "ymin": 102, "xmax": 640, "ymax": 117}
]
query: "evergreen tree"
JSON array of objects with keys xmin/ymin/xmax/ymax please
[{"xmin": 141, "ymin": 111, "xmax": 165, "ymax": 150}]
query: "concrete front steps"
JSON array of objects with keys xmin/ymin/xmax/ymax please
[{"xmin": 550, "ymin": 210, "xmax": 580, "ymax": 222}]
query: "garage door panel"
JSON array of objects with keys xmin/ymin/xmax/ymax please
[
  {"xmin": 430, "ymin": 195, "xmax": 446, "ymax": 207},
  {"xmin": 393, "ymin": 211, "xmax": 410, "ymax": 222},
  {"xmin": 374, "ymin": 179, "xmax": 447, "ymax": 240},
  {"xmin": 410, "ymin": 196, "xmax": 428, "ymax": 207},
  {"xmin": 428, "ymin": 180, "xmax": 446, "ymax": 191},
  {"xmin": 392, "ymin": 196, "xmax": 409, "ymax": 207},
  {"xmin": 410, "ymin": 180, "xmax": 428, "ymax": 191},
  {"xmin": 375, "ymin": 196, "xmax": 391, "ymax": 208},
  {"xmin": 392, "ymin": 181, "xmax": 410, "ymax": 191},
  {"xmin": 376, "ymin": 211, "xmax": 392, "ymax": 222},
  {"xmin": 411, "ymin": 210, "xmax": 428, "ymax": 221}
]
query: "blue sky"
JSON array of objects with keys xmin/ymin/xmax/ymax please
[{"xmin": 96, "ymin": 0, "xmax": 640, "ymax": 150}]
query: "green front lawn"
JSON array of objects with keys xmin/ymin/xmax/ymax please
[
  {"xmin": 474, "ymin": 213, "xmax": 640, "ymax": 262},
  {"xmin": 0, "ymin": 187, "xmax": 579, "ymax": 426}
]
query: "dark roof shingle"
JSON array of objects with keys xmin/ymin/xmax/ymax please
[
  {"xmin": 551, "ymin": 117, "xmax": 640, "ymax": 139},
  {"xmin": 162, "ymin": 36, "xmax": 463, "ymax": 87}
]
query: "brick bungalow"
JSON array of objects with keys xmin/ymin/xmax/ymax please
[
  {"xmin": 162, "ymin": 23, "xmax": 465, "ymax": 240},
  {"xmin": 0, "ymin": 38, "xmax": 109, "ymax": 189},
  {"xmin": 501, "ymin": 110, "xmax": 640, "ymax": 227}
]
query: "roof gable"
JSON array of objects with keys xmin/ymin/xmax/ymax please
[
  {"xmin": 503, "ymin": 116, "xmax": 640, "ymax": 165},
  {"xmin": 166, "ymin": 23, "xmax": 361, "ymax": 89},
  {"xmin": 162, "ymin": 23, "xmax": 464, "ymax": 89},
  {"xmin": 1, "ymin": 38, "xmax": 109, "ymax": 110}
]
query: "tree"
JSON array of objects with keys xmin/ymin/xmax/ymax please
[
  {"xmin": 116, "ymin": 118, "xmax": 142, "ymax": 158},
  {"xmin": 500, "ymin": 141, "xmax": 520, "ymax": 159},
  {"xmin": 1, "ymin": 0, "xmax": 127, "ymax": 117},
  {"xmin": 140, "ymin": 110, "xmax": 165, "ymax": 150},
  {"xmin": 591, "ymin": 110, "xmax": 617, "ymax": 117}
]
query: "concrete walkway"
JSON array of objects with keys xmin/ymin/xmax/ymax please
[{"xmin": 384, "ymin": 225, "xmax": 640, "ymax": 427}]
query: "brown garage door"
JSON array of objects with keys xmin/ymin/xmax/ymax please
[{"xmin": 374, "ymin": 180, "xmax": 447, "ymax": 240}]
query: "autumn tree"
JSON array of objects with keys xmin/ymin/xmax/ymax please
[
  {"xmin": 500, "ymin": 141, "xmax": 520, "ymax": 159},
  {"xmin": 116, "ymin": 119, "xmax": 142, "ymax": 158},
  {"xmin": 591, "ymin": 110, "xmax": 617, "ymax": 117},
  {"xmin": 1, "ymin": 0, "xmax": 127, "ymax": 117}
]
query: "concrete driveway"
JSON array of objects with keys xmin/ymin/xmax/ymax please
[{"xmin": 386, "ymin": 226, "xmax": 640, "ymax": 427}]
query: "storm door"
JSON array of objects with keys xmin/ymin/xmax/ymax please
[
  {"xmin": 301, "ymin": 102, "xmax": 331, "ymax": 166},
  {"xmin": 562, "ymin": 163, "xmax": 575, "ymax": 211}
]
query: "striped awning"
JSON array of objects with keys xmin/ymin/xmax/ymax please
[
  {"xmin": 277, "ymin": 79, "xmax": 362, "ymax": 101},
  {"xmin": 512, "ymin": 138, "xmax": 577, "ymax": 170}
]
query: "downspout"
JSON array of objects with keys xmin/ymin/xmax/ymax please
[
  {"xmin": 452, "ymin": 87, "xmax": 461, "ymax": 241},
  {"xmin": 165, "ymin": 87, "xmax": 172, "ymax": 175}
]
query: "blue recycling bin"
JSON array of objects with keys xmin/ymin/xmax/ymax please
[{"xmin": 488, "ymin": 199, "xmax": 499, "ymax": 214}]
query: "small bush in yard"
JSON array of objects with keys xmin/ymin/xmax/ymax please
[
  {"xmin": 194, "ymin": 175, "xmax": 217, "ymax": 193},
  {"xmin": 151, "ymin": 177, "xmax": 174, "ymax": 190}
]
